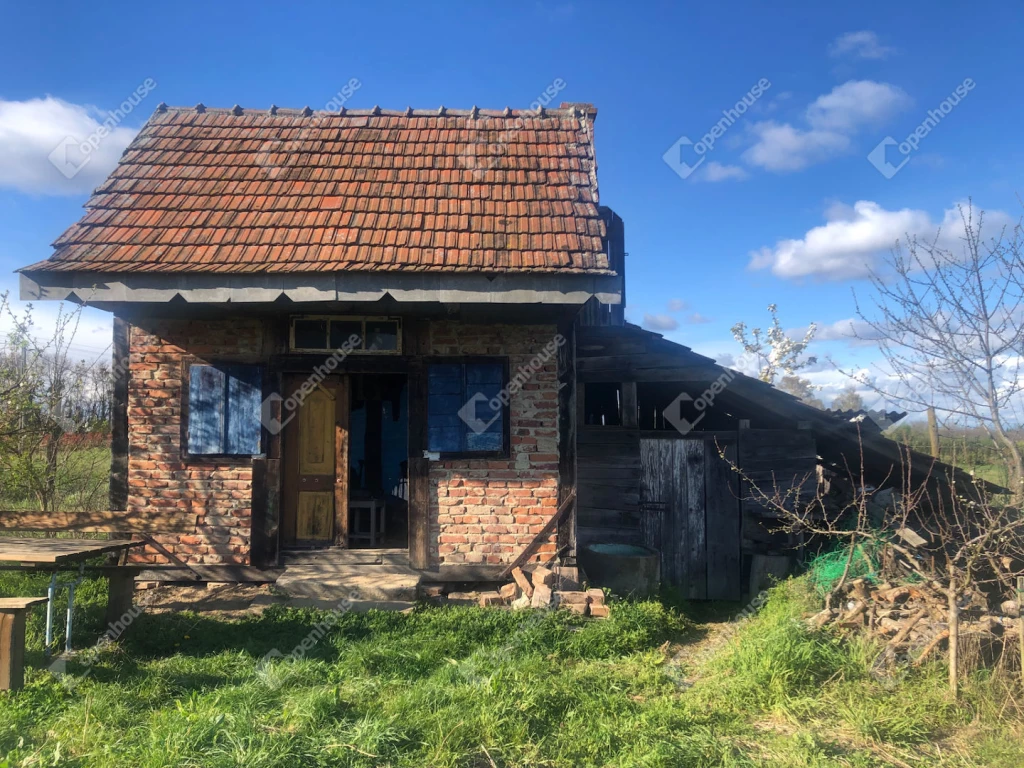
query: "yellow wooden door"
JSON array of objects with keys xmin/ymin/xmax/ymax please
[{"xmin": 294, "ymin": 386, "xmax": 336, "ymax": 542}]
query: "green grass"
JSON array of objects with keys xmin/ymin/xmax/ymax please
[{"xmin": 0, "ymin": 573, "xmax": 1020, "ymax": 767}]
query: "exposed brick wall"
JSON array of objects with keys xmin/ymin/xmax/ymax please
[
  {"xmin": 124, "ymin": 316, "xmax": 563, "ymax": 569},
  {"xmin": 127, "ymin": 318, "xmax": 263, "ymax": 565},
  {"xmin": 428, "ymin": 322, "xmax": 561, "ymax": 566}
]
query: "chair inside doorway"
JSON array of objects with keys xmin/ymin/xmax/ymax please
[{"xmin": 348, "ymin": 374, "xmax": 408, "ymax": 549}]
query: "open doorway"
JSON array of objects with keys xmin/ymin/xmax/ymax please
[{"xmin": 347, "ymin": 374, "xmax": 408, "ymax": 549}]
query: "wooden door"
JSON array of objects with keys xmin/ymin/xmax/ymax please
[
  {"xmin": 639, "ymin": 437, "xmax": 741, "ymax": 600},
  {"xmin": 282, "ymin": 376, "xmax": 350, "ymax": 547}
]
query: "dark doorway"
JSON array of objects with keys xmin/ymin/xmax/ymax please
[{"xmin": 348, "ymin": 374, "xmax": 409, "ymax": 549}]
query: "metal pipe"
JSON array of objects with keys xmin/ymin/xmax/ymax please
[
  {"xmin": 65, "ymin": 582, "xmax": 76, "ymax": 653},
  {"xmin": 44, "ymin": 572, "xmax": 57, "ymax": 657}
]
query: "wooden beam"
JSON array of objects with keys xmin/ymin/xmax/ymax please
[
  {"xmin": 0, "ymin": 510, "xmax": 199, "ymax": 534},
  {"xmin": 109, "ymin": 315, "xmax": 129, "ymax": 511},
  {"xmin": 405, "ymin": 318, "xmax": 431, "ymax": 570},
  {"xmin": 499, "ymin": 491, "xmax": 576, "ymax": 580},
  {"xmin": 334, "ymin": 375, "xmax": 351, "ymax": 548},
  {"xmin": 621, "ymin": 380, "xmax": 638, "ymax": 428},
  {"xmin": 557, "ymin": 319, "xmax": 577, "ymax": 559}
]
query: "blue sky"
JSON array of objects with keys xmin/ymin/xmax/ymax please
[{"xmin": 2, "ymin": 1, "xmax": 1022, "ymax": 403}]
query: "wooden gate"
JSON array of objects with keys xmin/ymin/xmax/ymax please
[{"xmin": 640, "ymin": 436, "xmax": 741, "ymax": 600}]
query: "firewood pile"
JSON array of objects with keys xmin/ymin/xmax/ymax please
[
  {"xmin": 423, "ymin": 565, "xmax": 609, "ymax": 617},
  {"xmin": 809, "ymin": 577, "xmax": 1022, "ymax": 669}
]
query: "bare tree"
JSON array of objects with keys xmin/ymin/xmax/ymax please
[
  {"xmin": 0, "ymin": 295, "xmax": 110, "ymax": 513},
  {"xmin": 849, "ymin": 202, "xmax": 1024, "ymax": 501}
]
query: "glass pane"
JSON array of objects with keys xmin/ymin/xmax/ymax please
[
  {"xmin": 466, "ymin": 429, "xmax": 502, "ymax": 452},
  {"xmin": 428, "ymin": 426, "xmax": 462, "ymax": 453},
  {"xmin": 365, "ymin": 320, "xmax": 399, "ymax": 351},
  {"xmin": 293, "ymin": 319, "xmax": 328, "ymax": 350},
  {"xmin": 330, "ymin": 320, "xmax": 363, "ymax": 351},
  {"xmin": 428, "ymin": 364, "xmax": 462, "ymax": 394},
  {"xmin": 466, "ymin": 363, "xmax": 504, "ymax": 385}
]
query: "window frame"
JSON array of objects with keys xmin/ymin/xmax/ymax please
[
  {"xmin": 289, "ymin": 315, "xmax": 403, "ymax": 355},
  {"xmin": 425, "ymin": 356, "xmax": 511, "ymax": 460},
  {"xmin": 180, "ymin": 358, "xmax": 266, "ymax": 461}
]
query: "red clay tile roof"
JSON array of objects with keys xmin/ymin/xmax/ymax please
[{"xmin": 24, "ymin": 104, "xmax": 611, "ymax": 275}]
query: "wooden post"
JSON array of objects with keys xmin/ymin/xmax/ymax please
[
  {"xmin": 1018, "ymin": 576, "xmax": 1024, "ymax": 689},
  {"xmin": 927, "ymin": 407, "xmax": 940, "ymax": 459},
  {"xmin": 405, "ymin": 319, "xmax": 430, "ymax": 570},
  {"xmin": 0, "ymin": 598, "xmax": 47, "ymax": 691},
  {"xmin": 948, "ymin": 563, "xmax": 959, "ymax": 698},
  {"xmin": 621, "ymin": 380, "xmax": 637, "ymax": 429},
  {"xmin": 557, "ymin": 320, "xmax": 578, "ymax": 559},
  {"xmin": 109, "ymin": 316, "xmax": 130, "ymax": 512},
  {"xmin": 105, "ymin": 569, "xmax": 138, "ymax": 633}
]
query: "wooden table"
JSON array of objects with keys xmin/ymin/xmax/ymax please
[
  {"xmin": 0, "ymin": 537, "xmax": 144, "ymax": 655},
  {"xmin": 0, "ymin": 537, "xmax": 140, "ymax": 565}
]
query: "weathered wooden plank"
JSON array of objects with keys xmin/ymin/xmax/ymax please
[
  {"xmin": 109, "ymin": 316, "xmax": 129, "ymax": 511},
  {"xmin": 188, "ymin": 365, "xmax": 227, "ymax": 454},
  {"xmin": 706, "ymin": 442, "xmax": 741, "ymax": 600},
  {"xmin": 0, "ymin": 510, "xmax": 199, "ymax": 534},
  {"xmin": 405, "ymin": 318, "xmax": 430, "ymax": 570},
  {"xmin": 0, "ymin": 538, "xmax": 141, "ymax": 564},
  {"xmin": 334, "ymin": 375, "xmax": 351, "ymax": 548},
  {"xmin": 684, "ymin": 440, "xmax": 707, "ymax": 600},
  {"xmin": 557, "ymin": 319, "xmax": 577, "ymax": 558},
  {"xmin": 225, "ymin": 364, "xmax": 262, "ymax": 455},
  {"xmin": 578, "ymin": 525, "xmax": 644, "ymax": 546}
]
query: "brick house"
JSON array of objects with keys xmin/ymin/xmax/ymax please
[
  {"xmin": 20, "ymin": 103, "xmax": 621, "ymax": 581},
  {"xmin": 20, "ymin": 102, "xmax": 987, "ymax": 595}
]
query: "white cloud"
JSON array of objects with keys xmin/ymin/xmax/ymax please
[
  {"xmin": 699, "ymin": 161, "xmax": 748, "ymax": 182},
  {"xmin": 685, "ymin": 312, "xmax": 712, "ymax": 325},
  {"xmin": 643, "ymin": 313, "xmax": 679, "ymax": 331},
  {"xmin": 749, "ymin": 200, "xmax": 1013, "ymax": 281},
  {"xmin": 0, "ymin": 96, "xmax": 144, "ymax": 195},
  {"xmin": 805, "ymin": 80, "xmax": 909, "ymax": 132},
  {"xmin": 743, "ymin": 121, "xmax": 850, "ymax": 172},
  {"xmin": 812, "ymin": 317, "xmax": 883, "ymax": 343},
  {"xmin": 667, "ymin": 298, "xmax": 688, "ymax": 312},
  {"xmin": 743, "ymin": 81, "xmax": 910, "ymax": 172},
  {"xmin": 829, "ymin": 31, "xmax": 895, "ymax": 60}
]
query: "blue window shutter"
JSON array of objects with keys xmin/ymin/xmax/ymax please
[
  {"xmin": 427, "ymin": 362, "xmax": 506, "ymax": 453},
  {"xmin": 464, "ymin": 363, "xmax": 504, "ymax": 451},
  {"xmin": 188, "ymin": 365, "xmax": 226, "ymax": 454},
  {"xmin": 226, "ymin": 365, "xmax": 262, "ymax": 455}
]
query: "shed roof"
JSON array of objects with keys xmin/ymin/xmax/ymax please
[{"xmin": 22, "ymin": 104, "xmax": 610, "ymax": 277}]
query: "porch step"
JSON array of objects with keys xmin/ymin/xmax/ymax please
[
  {"xmin": 279, "ymin": 548, "xmax": 408, "ymax": 567},
  {"xmin": 275, "ymin": 562, "xmax": 422, "ymax": 602}
]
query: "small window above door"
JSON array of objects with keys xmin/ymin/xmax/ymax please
[{"xmin": 290, "ymin": 316, "xmax": 402, "ymax": 354}]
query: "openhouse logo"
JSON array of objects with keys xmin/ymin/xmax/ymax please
[
  {"xmin": 868, "ymin": 78, "xmax": 975, "ymax": 179},
  {"xmin": 662, "ymin": 78, "xmax": 771, "ymax": 180}
]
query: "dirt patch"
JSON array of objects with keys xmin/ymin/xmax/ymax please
[{"xmin": 135, "ymin": 583, "xmax": 285, "ymax": 619}]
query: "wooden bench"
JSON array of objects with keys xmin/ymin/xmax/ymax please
[{"xmin": 0, "ymin": 597, "xmax": 48, "ymax": 690}]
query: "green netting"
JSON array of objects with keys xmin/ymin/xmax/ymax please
[{"xmin": 806, "ymin": 542, "xmax": 882, "ymax": 595}]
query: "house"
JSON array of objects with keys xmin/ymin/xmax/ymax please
[{"xmin": 18, "ymin": 102, "xmax": 988, "ymax": 596}]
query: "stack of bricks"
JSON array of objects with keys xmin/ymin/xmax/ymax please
[
  {"xmin": 429, "ymin": 322, "xmax": 561, "ymax": 567},
  {"xmin": 456, "ymin": 565, "xmax": 609, "ymax": 617},
  {"xmin": 126, "ymin": 318, "xmax": 263, "ymax": 566}
]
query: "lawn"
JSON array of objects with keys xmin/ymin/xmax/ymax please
[{"xmin": 0, "ymin": 571, "xmax": 1021, "ymax": 767}]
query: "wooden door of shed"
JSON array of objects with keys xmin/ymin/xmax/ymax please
[
  {"xmin": 281, "ymin": 375, "xmax": 350, "ymax": 547},
  {"xmin": 640, "ymin": 437, "xmax": 741, "ymax": 600}
]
